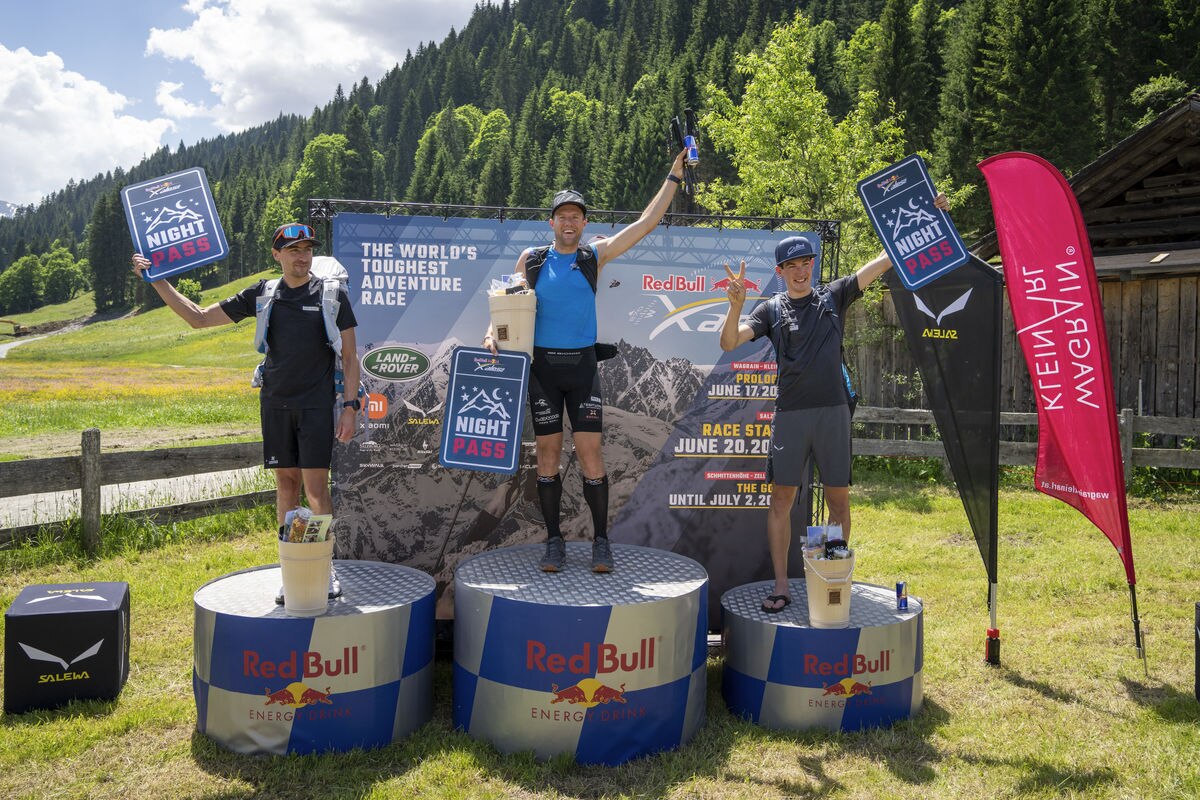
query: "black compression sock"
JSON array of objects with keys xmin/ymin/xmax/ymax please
[
  {"xmin": 582, "ymin": 475, "xmax": 609, "ymax": 540},
  {"xmin": 536, "ymin": 474, "xmax": 563, "ymax": 540}
]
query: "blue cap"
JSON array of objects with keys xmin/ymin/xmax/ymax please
[{"xmin": 774, "ymin": 236, "xmax": 817, "ymax": 266}]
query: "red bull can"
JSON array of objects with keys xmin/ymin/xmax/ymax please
[
  {"xmin": 683, "ymin": 135, "xmax": 699, "ymax": 166},
  {"xmin": 896, "ymin": 582, "xmax": 907, "ymax": 611}
]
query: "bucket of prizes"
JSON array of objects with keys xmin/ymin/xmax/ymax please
[
  {"xmin": 487, "ymin": 273, "xmax": 536, "ymax": 356},
  {"xmin": 277, "ymin": 507, "xmax": 334, "ymax": 617},
  {"xmin": 802, "ymin": 525, "xmax": 855, "ymax": 628}
]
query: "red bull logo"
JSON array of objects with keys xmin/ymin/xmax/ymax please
[
  {"xmin": 803, "ymin": 649, "xmax": 891, "ymax": 678},
  {"xmin": 643, "ymin": 274, "xmax": 706, "ymax": 292},
  {"xmin": 534, "ymin": 677, "xmax": 643, "ymax": 722},
  {"xmin": 243, "ymin": 646, "xmax": 360, "ymax": 680},
  {"xmin": 263, "ymin": 683, "xmax": 334, "ymax": 707},
  {"xmin": 549, "ymin": 679, "xmax": 627, "ymax": 706},
  {"xmin": 526, "ymin": 637, "xmax": 656, "ymax": 675},
  {"xmin": 821, "ymin": 678, "xmax": 872, "ymax": 696},
  {"xmin": 256, "ymin": 681, "xmax": 350, "ymax": 722},
  {"xmin": 711, "ymin": 276, "xmax": 762, "ymax": 293}
]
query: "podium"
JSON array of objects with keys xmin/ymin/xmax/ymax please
[
  {"xmin": 4, "ymin": 582, "xmax": 130, "ymax": 714},
  {"xmin": 193, "ymin": 560, "xmax": 434, "ymax": 754},
  {"xmin": 453, "ymin": 542, "xmax": 708, "ymax": 765},
  {"xmin": 722, "ymin": 579, "xmax": 923, "ymax": 731}
]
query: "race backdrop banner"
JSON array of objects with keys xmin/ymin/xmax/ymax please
[
  {"xmin": 978, "ymin": 151, "xmax": 1135, "ymax": 585},
  {"xmin": 857, "ymin": 155, "xmax": 968, "ymax": 291},
  {"xmin": 884, "ymin": 256, "xmax": 1002, "ymax": 584},
  {"xmin": 329, "ymin": 212, "xmax": 823, "ymax": 622},
  {"xmin": 121, "ymin": 167, "xmax": 229, "ymax": 281},
  {"xmin": 438, "ymin": 347, "xmax": 530, "ymax": 474}
]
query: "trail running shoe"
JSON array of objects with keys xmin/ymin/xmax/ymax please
[
  {"xmin": 590, "ymin": 538, "xmax": 614, "ymax": 573},
  {"xmin": 539, "ymin": 537, "xmax": 566, "ymax": 572}
]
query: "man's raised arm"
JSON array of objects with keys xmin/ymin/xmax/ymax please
[
  {"xmin": 131, "ymin": 253, "xmax": 232, "ymax": 328},
  {"xmin": 595, "ymin": 151, "xmax": 686, "ymax": 267}
]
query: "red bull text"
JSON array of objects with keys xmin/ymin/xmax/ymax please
[
  {"xmin": 243, "ymin": 646, "xmax": 360, "ymax": 680},
  {"xmin": 803, "ymin": 649, "xmax": 891, "ymax": 677},
  {"xmin": 527, "ymin": 637, "xmax": 656, "ymax": 674}
]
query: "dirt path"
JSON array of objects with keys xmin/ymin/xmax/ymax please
[{"xmin": 0, "ymin": 424, "xmax": 259, "ymax": 460}]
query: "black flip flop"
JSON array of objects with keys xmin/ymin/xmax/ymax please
[{"xmin": 761, "ymin": 594, "xmax": 791, "ymax": 614}]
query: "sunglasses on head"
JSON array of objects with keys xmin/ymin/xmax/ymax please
[{"xmin": 274, "ymin": 224, "xmax": 315, "ymax": 245}]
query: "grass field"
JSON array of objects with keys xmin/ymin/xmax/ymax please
[
  {"xmin": 0, "ymin": 274, "xmax": 272, "ymax": 458},
  {"xmin": 0, "ymin": 481, "xmax": 1196, "ymax": 800}
]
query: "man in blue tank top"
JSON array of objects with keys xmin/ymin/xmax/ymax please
[{"xmin": 484, "ymin": 152, "xmax": 686, "ymax": 573}]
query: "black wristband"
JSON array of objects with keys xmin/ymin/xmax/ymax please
[{"xmin": 666, "ymin": 174, "xmax": 682, "ymax": 185}]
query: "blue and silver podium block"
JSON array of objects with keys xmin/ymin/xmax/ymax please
[
  {"xmin": 722, "ymin": 580, "xmax": 923, "ymax": 731},
  {"xmin": 454, "ymin": 543, "xmax": 708, "ymax": 765},
  {"xmin": 193, "ymin": 561, "xmax": 434, "ymax": 754}
]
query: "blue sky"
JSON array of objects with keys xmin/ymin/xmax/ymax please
[{"xmin": 0, "ymin": 0, "xmax": 481, "ymax": 206}]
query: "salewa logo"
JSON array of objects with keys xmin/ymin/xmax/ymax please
[
  {"xmin": 21, "ymin": 639, "xmax": 104, "ymax": 670},
  {"xmin": 25, "ymin": 593, "xmax": 108, "ymax": 605},
  {"xmin": 402, "ymin": 398, "xmax": 444, "ymax": 418},
  {"xmin": 913, "ymin": 289, "xmax": 972, "ymax": 327}
]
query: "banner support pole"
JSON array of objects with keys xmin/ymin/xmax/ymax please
[
  {"xmin": 1129, "ymin": 583, "xmax": 1147, "ymax": 676},
  {"xmin": 985, "ymin": 581, "xmax": 1000, "ymax": 666}
]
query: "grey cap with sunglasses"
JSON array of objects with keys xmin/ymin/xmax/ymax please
[{"xmin": 272, "ymin": 223, "xmax": 322, "ymax": 250}]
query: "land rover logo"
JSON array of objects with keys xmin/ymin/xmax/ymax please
[{"xmin": 362, "ymin": 347, "xmax": 430, "ymax": 382}]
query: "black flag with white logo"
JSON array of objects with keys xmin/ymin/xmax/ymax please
[{"xmin": 884, "ymin": 254, "xmax": 1002, "ymax": 583}]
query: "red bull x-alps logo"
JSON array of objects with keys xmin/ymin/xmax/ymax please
[
  {"xmin": 527, "ymin": 637, "xmax": 656, "ymax": 723},
  {"xmin": 876, "ymin": 174, "xmax": 908, "ymax": 195}
]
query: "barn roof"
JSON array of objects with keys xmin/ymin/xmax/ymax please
[{"xmin": 975, "ymin": 93, "xmax": 1200, "ymax": 278}]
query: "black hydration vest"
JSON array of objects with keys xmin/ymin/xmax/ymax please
[
  {"xmin": 523, "ymin": 245, "xmax": 617, "ymax": 360},
  {"xmin": 523, "ymin": 245, "xmax": 599, "ymax": 293}
]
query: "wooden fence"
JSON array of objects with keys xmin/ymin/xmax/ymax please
[
  {"xmin": 2, "ymin": 410, "xmax": 1197, "ymax": 551},
  {"xmin": 848, "ymin": 273, "xmax": 1200, "ymax": 420},
  {"xmin": 0, "ymin": 430, "xmax": 271, "ymax": 551}
]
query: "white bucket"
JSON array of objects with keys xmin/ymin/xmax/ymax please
[
  {"xmin": 802, "ymin": 551, "xmax": 855, "ymax": 628},
  {"xmin": 278, "ymin": 536, "xmax": 335, "ymax": 616},
  {"xmin": 488, "ymin": 292, "xmax": 537, "ymax": 356}
]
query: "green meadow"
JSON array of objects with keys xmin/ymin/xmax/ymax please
[{"xmin": 0, "ymin": 275, "xmax": 1196, "ymax": 798}]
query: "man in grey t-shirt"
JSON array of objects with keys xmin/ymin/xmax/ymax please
[{"xmin": 718, "ymin": 195, "xmax": 946, "ymax": 613}]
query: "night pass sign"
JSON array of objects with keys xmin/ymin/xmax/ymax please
[
  {"xmin": 439, "ymin": 347, "xmax": 530, "ymax": 475},
  {"xmin": 857, "ymin": 154, "xmax": 968, "ymax": 291},
  {"xmin": 121, "ymin": 167, "xmax": 229, "ymax": 282}
]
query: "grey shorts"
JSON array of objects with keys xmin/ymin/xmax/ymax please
[{"xmin": 767, "ymin": 405, "xmax": 851, "ymax": 487}]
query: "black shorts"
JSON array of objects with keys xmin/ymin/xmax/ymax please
[
  {"xmin": 260, "ymin": 406, "xmax": 334, "ymax": 470},
  {"xmin": 528, "ymin": 347, "xmax": 603, "ymax": 436}
]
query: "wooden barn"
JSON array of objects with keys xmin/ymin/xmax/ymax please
[{"xmin": 852, "ymin": 93, "xmax": 1200, "ymax": 421}]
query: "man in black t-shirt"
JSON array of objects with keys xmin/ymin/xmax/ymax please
[
  {"xmin": 131, "ymin": 223, "xmax": 360, "ymax": 538},
  {"xmin": 718, "ymin": 194, "xmax": 946, "ymax": 613}
]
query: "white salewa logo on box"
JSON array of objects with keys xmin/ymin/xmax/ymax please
[
  {"xmin": 20, "ymin": 640, "xmax": 104, "ymax": 670},
  {"xmin": 25, "ymin": 593, "xmax": 108, "ymax": 605}
]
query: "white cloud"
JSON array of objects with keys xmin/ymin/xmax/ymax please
[
  {"xmin": 0, "ymin": 45, "xmax": 174, "ymax": 205},
  {"xmin": 155, "ymin": 81, "xmax": 211, "ymax": 119},
  {"xmin": 146, "ymin": 0, "xmax": 481, "ymax": 133}
]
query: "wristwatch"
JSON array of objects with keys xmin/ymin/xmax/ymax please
[{"xmin": 342, "ymin": 399, "xmax": 361, "ymax": 410}]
